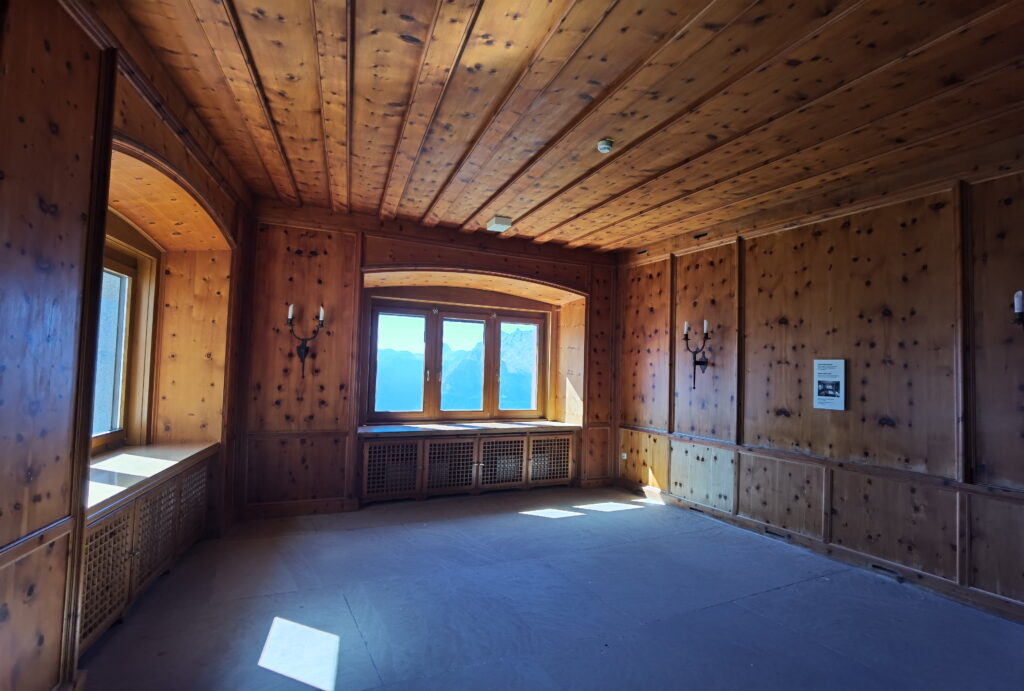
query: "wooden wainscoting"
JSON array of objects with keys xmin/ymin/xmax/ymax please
[{"xmin": 615, "ymin": 174, "xmax": 1024, "ymax": 621}]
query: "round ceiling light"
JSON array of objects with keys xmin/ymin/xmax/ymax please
[{"xmin": 596, "ymin": 137, "xmax": 614, "ymax": 154}]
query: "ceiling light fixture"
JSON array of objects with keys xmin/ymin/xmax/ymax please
[
  {"xmin": 597, "ymin": 137, "xmax": 614, "ymax": 154},
  {"xmin": 485, "ymin": 215, "xmax": 513, "ymax": 232}
]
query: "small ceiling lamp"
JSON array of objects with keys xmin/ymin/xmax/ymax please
[
  {"xmin": 597, "ymin": 137, "xmax": 614, "ymax": 154},
  {"xmin": 485, "ymin": 215, "xmax": 513, "ymax": 232}
]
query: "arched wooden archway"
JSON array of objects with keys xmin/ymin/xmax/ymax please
[
  {"xmin": 362, "ymin": 268, "xmax": 586, "ymax": 305},
  {"xmin": 107, "ymin": 149, "xmax": 230, "ymax": 251}
]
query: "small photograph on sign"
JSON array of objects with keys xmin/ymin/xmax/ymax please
[
  {"xmin": 817, "ymin": 380, "xmax": 840, "ymax": 398},
  {"xmin": 813, "ymin": 359, "xmax": 845, "ymax": 411}
]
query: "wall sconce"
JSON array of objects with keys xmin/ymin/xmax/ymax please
[
  {"xmin": 1014, "ymin": 290, "xmax": 1023, "ymax": 330},
  {"xmin": 286, "ymin": 303, "xmax": 325, "ymax": 378},
  {"xmin": 683, "ymin": 320, "xmax": 711, "ymax": 390}
]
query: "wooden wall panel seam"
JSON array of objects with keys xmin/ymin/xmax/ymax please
[{"xmin": 617, "ymin": 426, "xmax": 1024, "ymax": 505}]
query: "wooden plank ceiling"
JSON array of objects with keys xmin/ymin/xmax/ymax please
[{"xmin": 119, "ymin": 0, "xmax": 1024, "ymax": 251}]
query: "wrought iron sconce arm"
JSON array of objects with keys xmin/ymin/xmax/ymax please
[
  {"xmin": 286, "ymin": 307, "xmax": 325, "ymax": 378},
  {"xmin": 683, "ymin": 330, "xmax": 711, "ymax": 390}
]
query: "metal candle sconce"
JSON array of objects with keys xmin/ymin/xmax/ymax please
[
  {"xmin": 683, "ymin": 320, "xmax": 711, "ymax": 389},
  {"xmin": 286, "ymin": 303, "xmax": 325, "ymax": 378},
  {"xmin": 1014, "ymin": 290, "xmax": 1023, "ymax": 330}
]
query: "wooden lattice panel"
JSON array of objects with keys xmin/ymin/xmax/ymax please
[
  {"xmin": 364, "ymin": 440, "xmax": 420, "ymax": 497},
  {"xmin": 80, "ymin": 507, "xmax": 133, "ymax": 648},
  {"xmin": 178, "ymin": 463, "xmax": 207, "ymax": 550},
  {"xmin": 529, "ymin": 435, "xmax": 572, "ymax": 484},
  {"xmin": 132, "ymin": 482, "xmax": 179, "ymax": 590},
  {"xmin": 479, "ymin": 437, "xmax": 526, "ymax": 487},
  {"xmin": 425, "ymin": 439, "xmax": 476, "ymax": 492}
]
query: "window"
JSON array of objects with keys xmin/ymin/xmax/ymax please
[
  {"xmin": 368, "ymin": 301, "xmax": 546, "ymax": 421},
  {"xmin": 499, "ymin": 321, "xmax": 539, "ymax": 411},
  {"xmin": 90, "ymin": 221, "xmax": 158, "ymax": 454},
  {"xmin": 92, "ymin": 269, "xmax": 131, "ymax": 436}
]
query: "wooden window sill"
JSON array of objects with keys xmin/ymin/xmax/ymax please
[
  {"xmin": 87, "ymin": 442, "xmax": 218, "ymax": 519},
  {"xmin": 357, "ymin": 420, "xmax": 581, "ymax": 438}
]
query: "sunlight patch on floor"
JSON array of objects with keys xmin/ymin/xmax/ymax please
[
  {"xmin": 519, "ymin": 508, "xmax": 586, "ymax": 519},
  {"xmin": 258, "ymin": 616, "xmax": 340, "ymax": 691},
  {"xmin": 573, "ymin": 502, "xmax": 643, "ymax": 512},
  {"xmin": 633, "ymin": 487, "xmax": 667, "ymax": 505}
]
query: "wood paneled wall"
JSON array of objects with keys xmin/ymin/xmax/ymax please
[
  {"xmin": 152, "ymin": 250, "xmax": 231, "ymax": 443},
  {"xmin": 0, "ymin": 2, "xmax": 113, "ymax": 688},
  {"xmin": 618, "ymin": 260, "xmax": 670, "ymax": 430},
  {"xmin": 240, "ymin": 209, "xmax": 617, "ymax": 514},
  {"xmin": 243, "ymin": 225, "xmax": 359, "ymax": 515},
  {"xmin": 616, "ymin": 174, "xmax": 1024, "ymax": 619}
]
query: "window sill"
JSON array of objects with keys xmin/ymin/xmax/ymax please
[
  {"xmin": 87, "ymin": 442, "xmax": 218, "ymax": 519},
  {"xmin": 357, "ymin": 420, "xmax": 581, "ymax": 438}
]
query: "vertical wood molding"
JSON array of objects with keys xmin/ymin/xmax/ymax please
[
  {"xmin": 956, "ymin": 180, "xmax": 975, "ymax": 485},
  {"xmin": 61, "ymin": 44, "xmax": 117, "ymax": 682}
]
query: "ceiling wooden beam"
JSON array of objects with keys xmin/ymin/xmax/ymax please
[
  {"xmin": 187, "ymin": 0, "xmax": 301, "ymax": 205},
  {"xmin": 527, "ymin": 0, "xmax": 1019, "ymax": 245},
  {"xmin": 349, "ymin": 0, "xmax": 435, "ymax": 213},
  {"xmin": 593, "ymin": 105, "xmax": 1024, "ymax": 250},
  {"xmin": 378, "ymin": 0, "xmax": 481, "ymax": 220},
  {"xmin": 459, "ymin": 0, "xmax": 855, "ymax": 235},
  {"xmin": 312, "ymin": 0, "xmax": 352, "ymax": 212},
  {"xmin": 617, "ymin": 135, "xmax": 1024, "ymax": 262},
  {"xmin": 419, "ymin": 0, "xmax": 615, "ymax": 228},
  {"xmin": 234, "ymin": 0, "xmax": 333, "ymax": 206},
  {"xmin": 539, "ymin": 0, "xmax": 1023, "ymax": 247},
  {"xmin": 390, "ymin": 0, "xmax": 579, "ymax": 222}
]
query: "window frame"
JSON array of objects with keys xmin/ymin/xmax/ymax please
[
  {"xmin": 366, "ymin": 298, "xmax": 548, "ymax": 423},
  {"xmin": 90, "ymin": 235, "xmax": 158, "ymax": 454},
  {"xmin": 91, "ymin": 261, "xmax": 133, "ymax": 451}
]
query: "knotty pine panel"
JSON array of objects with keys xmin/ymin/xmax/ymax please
[
  {"xmin": 969, "ymin": 495, "xmax": 1024, "ymax": 603},
  {"xmin": 618, "ymin": 428, "xmax": 669, "ymax": 490},
  {"xmin": 555, "ymin": 298, "xmax": 585, "ymax": 425},
  {"xmin": 0, "ymin": 535, "xmax": 69, "ymax": 691},
  {"xmin": 247, "ymin": 225, "xmax": 358, "ymax": 432},
  {"xmin": 673, "ymin": 244, "xmax": 738, "ymax": 441},
  {"xmin": 152, "ymin": 250, "xmax": 231, "ymax": 443},
  {"xmin": 0, "ymin": 0, "xmax": 103, "ymax": 546},
  {"xmin": 969, "ymin": 173, "xmax": 1024, "ymax": 490},
  {"xmin": 582, "ymin": 426, "xmax": 611, "ymax": 481},
  {"xmin": 246, "ymin": 435, "xmax": 347, "ymax": 504},
  {"xmin": 586, "ymin": 264, "xmax": 614, "ymax": 424},
  {"xmin": 738, "ymin": 454, "xmax": 823, "ymax": 538},
  {"xmin": 618, "ymin": 260, "xmax": 670, "ymax": 431},
  {"xmin": 831, "ymin": 469, "xmax": 958, "ymax": 579},
  {"xmin": 743, "ymin": 193, "xmax": 959, "ymax": 477},
  {"xmin": 362, "ymin": 235, "xmax": 590, "ymax": 294},
  {"xmin": 669, "ymin": 440, "xmax": 735, "ymax": 512},
  {"xmin": 112, "ymin": 77, "xmax": 238, "ymax": 237}
]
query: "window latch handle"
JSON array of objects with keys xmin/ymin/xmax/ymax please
[{"xmin": 426, "ymin": 369, "xmax": 430, "ymax": 383}]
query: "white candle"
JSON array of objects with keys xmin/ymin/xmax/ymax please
[
  {"xmin": 703, "ymin": 319, "xmax": 709, "ymax": 334},
  {"xmin": 1015, "ymin": 290, "xmax": 1023, "ymax": 314},
  {"xmin": 318, "ymin": 304, "xmax": 325, "ymax": 321},
  {"xmin": 683, "ymin": 321, "xmax": 690, "ymax": 334},
  {"xmin": 287, "ymin": 303, "xmax": 294, "ymax": 320}
]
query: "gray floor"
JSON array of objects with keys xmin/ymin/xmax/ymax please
[{"xmin": 80, "ymin": 487, "xmax": 1024, "ymax": 690}]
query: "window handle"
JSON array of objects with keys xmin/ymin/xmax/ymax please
[{"xmin": 426, "ymin": 369, "xmax": 430, "ymax": 383}]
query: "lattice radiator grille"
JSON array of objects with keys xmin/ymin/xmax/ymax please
[
  {"xmin": 480, "ymin": 438, "xmax": 525, "ymax": 486},
  {"xmin": 425, "ymin": 440, "xmax": 476, "ymax": 490},
  {"xmin": 365, "ymin": 441, "xmax": 420, "ymax": 495},
  {"xmin": 178, "ymin": 463, "xmax": 207, "ymax": 549},
  {"xmin": 80, "ymin": 507, "xmax": 133, "ymax": 646},
  {"xmin": 530, "ymin": 436, "xmax": 572, "ymax": 482},
  {"xmin": 133, "ymin": 482, "xmax": 178, "ymax": 589}
]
